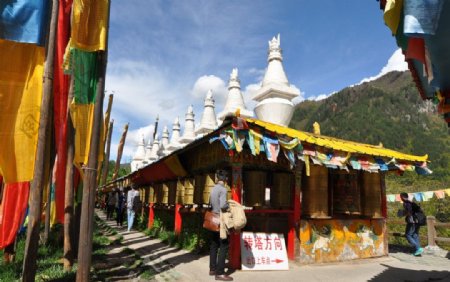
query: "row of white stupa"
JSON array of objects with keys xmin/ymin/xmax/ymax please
[{"xmin": 131, "ymin": 34, "xmax": 300, "ymax": 172}]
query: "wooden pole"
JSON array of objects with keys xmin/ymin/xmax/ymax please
[
  {"xmin": 63, "ymin": 77, "xmax": 75, "ymax": 270},
  {"xmin": 97, "ymin": 94, "xmax": 114, "ymax": 186},
  {"xmin": 43, "ymin": 112, "xmax": 56, "ymax": 245},
  {"xmin": 112, "ymin": 123, "xmax": 129, "ymax": 180},
  {"xmin": 22, "ymin": 0, "xmax": 59, "ymax": 280},
  {"xmin": 101, "ymin": 120, "xmax": 114, "ymax": 186},
  {"xmin": 76, "ymin": 1, "xmax": 111, "ymax": 279}
]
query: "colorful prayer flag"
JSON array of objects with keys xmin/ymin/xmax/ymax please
[{"xmin": 0, "ymin": 40, "xmax": 45, "ymax": 183}]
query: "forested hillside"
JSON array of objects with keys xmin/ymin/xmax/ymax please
[{"xmin": 290, "ymin": 71, "xmax": 450, "ymax": 193}]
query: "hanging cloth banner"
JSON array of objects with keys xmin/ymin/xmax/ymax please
[
  {"xmin": 0, "ymin": 40, "xmax": 45, "ymax": 183},
  {"xmin": 0, "ymin": 182, "xmax": 30, "ymax": 249},
  {"xmin": 54, "ymin": 0, "xmax": 74, "ymax": 224},
  {"xmin": 71, "ymin": 0, "xmax": 109, "ymax": 51},
  {"xmin": 434, "ymin": 190, "xmax": 445, "ymax": 199},
  {"xmin": 0, "ymin": 0, "xmax": 49, "ymax": 45}
]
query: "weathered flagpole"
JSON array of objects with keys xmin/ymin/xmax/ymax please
[
  {"xmin": 101, "ymin": 120, "xmax": 114, "ymax": 186},
  {"xmin": 97, "ymin": 93, "xmax": 114, "ymax": 186},
  {"xmin": 76, "ymin": 0, "xmax": 112, "ymax": 280},
  {"xmin": 63, "ymin": 77, "xmax": 75, "ymax": 270},
  {"xmin": 112, "ymin": 123, "xmax": 129, "ymax": 180},
  {"xmin": 22, "ymin": 0, "xmax": 59, "ymax": 280}
]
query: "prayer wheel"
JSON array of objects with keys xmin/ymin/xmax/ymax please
[
  {"xmin": 162, "ymin": 183, "xmax": 169, "ymax": 204},
  {"xmin": 243, "ymin": 171, "xmax": 266, "ymax": 207},
  {"xmin": 303, "ymin": 165, "xmax": 329, "ymax": 218},
  {"xmin": 184, "ymin": 178, "xmax": 194, "ymax": 205},
  {"xmin": 193, "ymin": 174, "xmax": 205, "ymax": 204},
  {"xmin": 176, "ymin": 179, "xmax": 185, "ymax": 204},
  {"xmin": 271, "ymin": 172, "xmax": 294, "ymax": 208},
  {"xmin": 149, "ymin": 185, "xmax": 155, "ymax": 203},
  {"xmin": 202, "ymin": 173, "xmax": 216, "ymax": 204},
  {"xmin": 362, "ymin": 172, "xmax": 382, "ymax": 218},
  {"xmin": 154, "ymin": 183, "xmax": 163, "ymax": 203},
  {"xmin": 168, "ymin": 181, "xmax": 177, "ymax": 205}
]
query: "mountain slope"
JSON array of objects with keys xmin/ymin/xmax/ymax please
[{"xmin": 290, "ymin": 71, "xmax": 449, "ymax": 192}]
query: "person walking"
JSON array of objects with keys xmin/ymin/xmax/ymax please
[
  {"xmin": 126, "ymin": 185, "xmax": 139, "ymax": 232},
  {"xmin": 400, "ymin": 192, "xmax": 424, "ymax": 256},
  {"xmin": 209, "ymin": 169, "xmax": 233, "ymax": 281},
  {"xmin": 106, "ymin": 191, "xmax": 117, "ymax": 220},
  {"xmin": 116, "ymin": 188, "xmax": 125, "ymax": 227}
]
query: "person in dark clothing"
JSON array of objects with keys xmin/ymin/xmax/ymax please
[
  {"xmin": 116, "ymin": 189, "xmax": 125, "ymax": 227},
  {"xmin": 209, "ymin": 169, "xmax": 233, "ymax": 281},
  {"xmin": 400, "ymin": 192, "xmax": 424, "ymax": 256}
]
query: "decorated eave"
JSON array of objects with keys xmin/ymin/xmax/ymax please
[
  {"xmin": 116, "ymin": 116, "xmax": 430, "ymax": 190},
  {"xmin": 379, "ymin": 0, "xmax": 450, "ymax": 126}
]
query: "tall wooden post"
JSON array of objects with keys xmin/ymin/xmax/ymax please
[
  {"xmin": 76, "ymin": 0, "xmax": 111, "ymax": 279},
  {"xmin": 288, "ymin": 161, "xmax": 303, "ymax": 260},
  {"xmin": 112, "ymin": 123, "xmax": 129, "ymax": 180},
  {"xmin": 380, "ymin": 172, "xmax": 388, "ymax": 255},
  {"xmin": 101, "ymin": 120, "xmax": 114, "ymax": 186},
  {"xmin": 63, "ymin": 77, "xmax": 75, "ymax": 270},
  {"xmin": 229, "ymin": 159, "xmax": 243, "ymax": 269},
  {"xmin": 98, "ymin": 94, "xmax": 114, "ymax": 185},
  {"xmin": 22, "ymin": 0, "xmax": 58, "ymax": 280}
]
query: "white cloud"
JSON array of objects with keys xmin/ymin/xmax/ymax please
[
  {"xmin": 191, "ymin": 75, "xmax": 228, "ymax": 105},
  {"xmin": 359, "ymin": 49, "xmax": 408, "ymax": 84}
]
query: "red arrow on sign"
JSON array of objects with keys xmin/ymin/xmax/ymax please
[{"xmin": 271, "ymin": 259, "xmax": 284, "ymax": 264}]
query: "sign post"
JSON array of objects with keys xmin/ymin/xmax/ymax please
[{"xmin": 240, "ymin": 232, "xmax": 289, "ymax": 271}]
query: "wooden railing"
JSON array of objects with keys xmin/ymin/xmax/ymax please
[{"xmin": 388, "ymin": 216, "xmax": 450, "ymax": 246}]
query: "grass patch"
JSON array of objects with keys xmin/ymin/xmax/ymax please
[{"xmin": 140, "ymin": 266, "xmax": 157, "ymax": 280}]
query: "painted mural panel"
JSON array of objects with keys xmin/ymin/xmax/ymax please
[{"xmin": 299, "ymin": 219, "xmax": 386, "ymax": 264}]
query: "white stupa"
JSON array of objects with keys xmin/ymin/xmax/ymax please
[
  {"xmin": 195, "ymin": 90, "xmax": 218, "ymax": 137},
  {"xmin": 218, "ymin": 68, "xmax": 253, "ymax": 122},
  {"xmin": 253, "ymin": 34, "xmax": 300, "ymax": 126},
  {"xmin": 149, "ymin": 133, "xmax": 160, "ymax": 162},
  {"xmin": 165, "ymin": 117, "xmax": 181, "ymax": 154},
  {"xmin": 143, "ymin": 137, "xmax": 153, "ymax": 165},
  {"xmin": 131, "ymin": 135, "xmax": 146, "ymax": 172},
  {"xmin": 158, "ymin": 126, "xmax": 170, "ymax": 157},
  {"xmin": 178, "ymin": 105, "xmax": 196, "ymax": 146}
]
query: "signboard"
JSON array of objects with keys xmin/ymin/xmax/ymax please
[{"xmin": 240, "ymin": 232, "xmax": 289, "ymax": 271}]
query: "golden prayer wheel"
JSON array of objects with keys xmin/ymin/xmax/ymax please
[
  {"xmin": 162, "ymin": 183, "xmax": 169, "ymax": 204},
  {"xmin": 303, "ymin": 165, "xmax": 329, "ymax": 218},
  {"xmin": 194, "ymin": 174, "xmax": 205, "ymax": 204},
  {"xmin": 183, "ymin": 178, "xmax": 194, "ymax": 205},
  {"xmin": 362, "ymin": 172, "xmax": 382, "ymax": 218},
  {"xmin": 271, "ymin": 172, "xmax": 294, "ymax": 208},
  {"xmin": 202, "ymin": 173, "xmax": 216, "ymax": 204},
  {"xmin": 154, "ymin": 183, "xmax": 163, "ymax": 203},
  {"xmin": 243, "ymin": 171, "xmax": 266, "ymax": 207},
  {"xmin": 149, "ymin": 185, "xmax": 155, "ymax": 203},
  {"xmin": 176, "ymin": 179, "xmax": 185, "ymax": 204},
  {"xmin": 168, "ymin": 181, "xmax": 177, "ymax": 205}
]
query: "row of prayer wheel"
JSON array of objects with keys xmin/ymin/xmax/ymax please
[
  {"xmin": 301, "ymin": 165, "xmax": 382, "ymax": 218},
  {"xmin": 141, "ymin": 171, "xmax": 295, "ymax": 208}
]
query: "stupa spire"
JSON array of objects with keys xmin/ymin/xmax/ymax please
[
  {"xmin": 165, "ymin": 117, "xmax": 181, "ymax": 154},
  {"xmin": 179, "ymin": 105, "xmax": 196, "ymax": 145},
  {"xmin": 253, "ymin": 34, "xmax": 300, "ymax": 126},
  {"xmin": 158, "ymin": 126, "xmax": 170, "ymax": 157},
  {"xmin": 218, "ymin": 68, "xmax": 253, "ymax": 122},
  {"xmin": 149, "ymin": 133, "xmax": 160, "ymax": 161},
  {"xmin": 131, "ymin": 135, "xmax": 146, "ymax": 171},
  {"xmin": 196, "ymin": 90, "xmax": 218, "ymax": 137}
]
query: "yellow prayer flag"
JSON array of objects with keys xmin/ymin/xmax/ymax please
[
  {"xmin": 0, "ymin": 39, "xmax": 45, "ymax": 183},
  {"xmin": 71, "ymin": 0, "xmax": 109, "ymax": 51}
]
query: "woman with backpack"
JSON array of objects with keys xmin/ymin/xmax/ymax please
[{"xmin": 400, "ymin": 192, "xmax": 424, "ymax": 256}]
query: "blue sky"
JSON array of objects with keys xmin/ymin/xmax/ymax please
[{"xmin": 105, "ymin": 0, "xmax": 408, "ymax": 162}]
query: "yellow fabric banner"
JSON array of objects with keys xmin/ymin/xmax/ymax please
[
  {"xmin": 0, "ymin": 40, "xmax": 45, "ymax": 183},
  {"xmin": 71, "ymin": 0, "xmax": 109, "ymax": 51},
  {"xmin": 70, "ymin": 102, "xmax": 104, "ymax": 167},
  {"xmin": 384, "ymin": 0, "xmax": 403, "ymax": 35}
]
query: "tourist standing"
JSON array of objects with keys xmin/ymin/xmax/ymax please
[
  {"xmin": 126, "ymin": 185, "xmax": 139, "ymax": 232},
  {"xmin": 116, "ymin": 188, "xmax": 125, "ymax": 227},
  {"xmin": 209, "ymin": 170, "xmax": 233, "ymax": 281}
]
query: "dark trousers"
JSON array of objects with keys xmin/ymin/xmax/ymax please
[
  {"xmin": 116, "ymin": 208, "xmax": 124, "ymax": 226},
  {"xmin": 107, "ymin": 204, "xmax": 115, "ymax": 219},
  {"xmin": 210, "ymin": 231, "xmax": 229, "ymax": 275}
]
